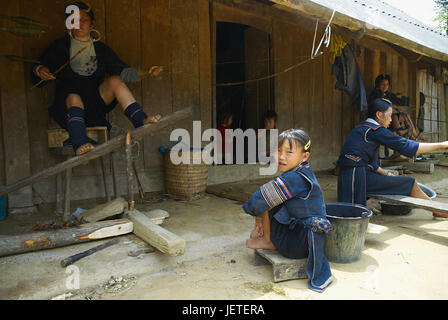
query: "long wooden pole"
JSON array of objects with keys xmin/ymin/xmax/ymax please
[
  {"xmin": 0, "ymin": 106, "xmax": 192, "ymax": 196},
  {"xmin": 0, "ymin": 219, "xmax": 133, "ymax": 257}
]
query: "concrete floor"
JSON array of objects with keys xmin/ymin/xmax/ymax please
[{"xmin": 0, "ymin": 168, "xmax": 448, "ymax": 300}]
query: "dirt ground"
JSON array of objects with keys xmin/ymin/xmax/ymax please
[{"xmin": 1, "ymin": 166, "xmax": 448, "ymax": 300}]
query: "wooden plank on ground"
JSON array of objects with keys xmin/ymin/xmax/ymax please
[
  {"xmin": 127, "ymin": 209, "xmax": 186, "ymax": 256},
  {"xmin": 380, "ymin": 160, "xmax": 434, "ymax": 173},
  {"xmin": 0, "ymin": 219, "xmax": 133, "ymax": 257},
  {"xmin": 254, "ymin": 249, "xmax": 307, "ymax": 283},
  {"xmin": 77, "ymin": 197, "xmax": 128, "ymax": 223},
  {"xmin": 369, "ymin": 194, "xmax": 448, "ymax": 214}
]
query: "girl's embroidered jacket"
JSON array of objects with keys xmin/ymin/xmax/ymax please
[{"xmin": 242, "ymin": 162, "xmax": 326, "ymax": 224}]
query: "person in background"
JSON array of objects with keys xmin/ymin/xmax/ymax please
[
  {"xmin": 217, "ymin": 111, "xmax": 233, "ymax": 164},
  {"xmin": 337, "ymin": 98, "xmax": 448, "ymax": 218},
  {"xmin": 32, "ymin": 2, "xmax": 163, "ymax": 156}
]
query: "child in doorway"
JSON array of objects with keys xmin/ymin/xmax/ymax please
[
  {"xmin": 243, "ymin": 129, "xmax": 333, "ymax": 292},
  {"xmin": 217, "ymin": 111, "xmax": 233, "ymax": 163}
]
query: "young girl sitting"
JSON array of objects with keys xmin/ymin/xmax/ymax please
[{"xmin": 243, "ymin": 129, "xmax": 333, "ymax": 292}]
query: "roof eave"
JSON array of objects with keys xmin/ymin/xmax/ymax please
[{"xmin": 271, "ymin": 0, "xmax": 448, "ymax": 63}]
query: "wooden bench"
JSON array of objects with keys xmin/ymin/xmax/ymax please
[
  {"xmin": 47, "ymin": 127, "xmax": 117, "ymax": 221},
  {"xmin": 254, "ymin": 249, "xmax": 307, "ymax": 283}
]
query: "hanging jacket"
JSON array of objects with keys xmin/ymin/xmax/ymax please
[{"xmin": 332, "ymin": 44, "xmax": 367, "ymax": 111}]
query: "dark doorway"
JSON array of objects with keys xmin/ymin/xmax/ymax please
[{"xmin": 215, "ymin": 22, "xmax": 274, "ymax": 163}]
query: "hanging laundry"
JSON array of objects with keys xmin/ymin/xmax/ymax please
[
  {"xmin": 329, "ymin": 34, "xmax": 347, "ymax": 64},
  {"xmin": 331, "ymin": 42, "xmax": 368, "ymax": 111}
]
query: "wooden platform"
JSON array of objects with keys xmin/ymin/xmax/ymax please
[
  {"xmin": 369, "ymin": 194, "xmax": 448, "ymax": 214},
  {"xmin": 254, "ymin": 249, "xmax": 307, "ymax": 283}
]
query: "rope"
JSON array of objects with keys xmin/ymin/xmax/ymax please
[
  {"xmin": 311, "ymin": 9, "xmax": 336, "ymax": 59},
  {"xmin": 215, "ymin": 52, "xmax": 323, "ymax": 87}
]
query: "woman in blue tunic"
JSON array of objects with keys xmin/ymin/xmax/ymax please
[
  {"xmin": 337, "ymin": 98, "xmax": 448, "ymax": 218},
  {"xmin": 243, "ymin": 129, "xmax": 333, "ymax": 292}
]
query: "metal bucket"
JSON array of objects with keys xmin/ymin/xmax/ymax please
[
  {"xmin": 380, "ymin": 183, "xmax": 436, "ymax": 215},
  {"xmin": 324, "ymin": 202, "xmax": 373, "ymax": 263}
]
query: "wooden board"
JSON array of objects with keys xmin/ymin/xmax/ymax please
[
  {"xmin": 254, "ymin": 249, "xmax": 307, "ymax": 283},
  {"xmin": 379, "ymin": 161, "xmax": 434, "ymax": 173},
  {"xmin": 369, "ymin": 194, "xmax": 448, "ymax": 214},
  {"xmin": 127, "ymin": 209, "xmax": 185, "ymax": 256},
  {"xmin": 76, "ymin": 197, "xmax": 128, "ymax": 223},
  {"xmin": 0, "ymin": 0, "xmax": 33, "ymax": 209},
  {"xmin": 0, "ymin": 219, "xmax": 133, "ymax": 257}
]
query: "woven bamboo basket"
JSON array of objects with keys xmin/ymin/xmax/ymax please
[{"xmin": 164, "ymin": 150, "xmax": 209, "ymax": 200}]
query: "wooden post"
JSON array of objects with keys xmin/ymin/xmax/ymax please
[
  {"xmin": 63, "ymin": 167, "xmax": 72, "ymax": 222},
  {"xmin": 100, "ymin": 156, "xmax": 111, "ymax": 202},
  {"xmin": 110, "ymin": 152, "xmax": 119, "ymax": 198},
  {"xmin": 125, "ymin": 132, "xmax": 134, "ymax": 211}
]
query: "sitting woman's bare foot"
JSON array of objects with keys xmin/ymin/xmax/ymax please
[
  {"xmin": 246, "ymin": 237, "xmax": 276, "ymax": 250},
  {"xmin": 76, "ymin": 143, "xmax": 94, "ymax": 156},
  {"xmin": 144, "ymin": 114, "xmax": 162, "ymax": 124},
  {"xmin": 433, "ymin": 212, "xmax": 448, "ymax": 219}
]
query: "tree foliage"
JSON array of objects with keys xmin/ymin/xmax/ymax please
[{"xmin": 434, "ymin": 0, "xmax": 448, "ymax": 34}]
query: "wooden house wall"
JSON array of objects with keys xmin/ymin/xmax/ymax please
[{"xmin": 0, "ymin": 0, "xmax": 443, "ymax": 208}]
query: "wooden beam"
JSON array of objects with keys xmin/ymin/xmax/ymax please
[
  {"xmin": 0, "ymin": 106, "xmax": 193, "ymax": 196},
  {"xmin": 369, "ymin": 195, "xmax": 448, "ymax": 214},
  {"xmin": 0, "ymin": 219, "xmax": 133, "ymax": 258},
  {"xmin": 127, "ymin": 209, "xmax": 186, "ymax": 256},
  {"xmin": 379, "ymin": 160, "xmax": 434, "ymax": 173},
  {"xmin": 76, "ymin": 197, "xmax": 128, "ymax": 223}
]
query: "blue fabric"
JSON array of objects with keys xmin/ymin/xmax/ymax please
[
  {"xmin": 337, "ymin": 121, "xmax": 419, "ymax": 170},
  {"xmin": 332, "ymin": 44, "xmax": 368, "ymax": 111},
  {"xmin": 338, "ymin": 166, "xmax": 416, "ymax": 206},
  {"xmin": 66, "ymin": 107, "xmax": 89, "ymax": 153},
  {"xmin": 242, "ymin": 162, "xmax": 326, "ymax": 221},
  {"xmin": 306, "ymin": 230, "xmax": 333, "ymax": 292},
  {"xmin": 124, "ymin": 102, "xmax": 148, "ymax": 128}
]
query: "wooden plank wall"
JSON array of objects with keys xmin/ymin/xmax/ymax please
[{"xmin": 0, "ymin": 0, "xmax": 440, "ymax": 206}]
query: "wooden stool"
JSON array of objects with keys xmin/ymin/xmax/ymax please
[
  {"xmin": 47, "ymin": 127, "xmax": 115, "ymax": 221},
  {"xmin": 254, "ymin": 249, "xmax": 307, "ymax": 283}
]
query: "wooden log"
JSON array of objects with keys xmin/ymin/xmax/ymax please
[
  {"xmin": 0, "ymin": 106, "xmax": 193, "ymax": 196},
  {"xmin": 0, "ymin": 219, "xmax": 133, "ymax": 258},
  {"xmin": 380, "ymin": 161, "xmax": 434, "ymax": 173},
  {"xmin": 76, "ymin": 197, "xmax": 128, "ymax": 223},
  {"xmin": 369, "ymin": 194, "xmax": 448, "ymax": 214},
  {"xmin": 127, "ymin": 209, "xmax": 186, "ymax": 256}
]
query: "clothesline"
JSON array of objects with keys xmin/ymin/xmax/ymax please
[{"xmin": 214, "ymin": 52, "xmax": 323, "ymax": 87}]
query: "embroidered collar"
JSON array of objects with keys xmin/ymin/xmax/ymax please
[
  {"xmin": 294, "ymin": 161, "xmax": 310, "ymax": 172},
  {"xmin": 365, "ymin": 118, "xmax": 380, "ymax": 126}
]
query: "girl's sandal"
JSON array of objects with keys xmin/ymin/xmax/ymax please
[
  {"xmin": 144, "ymin": 114, "xmax": 162, "ymax": 124},
  {"xmin": 76, "ymin": 143, "xmax": 95, "ymax": 156}
]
